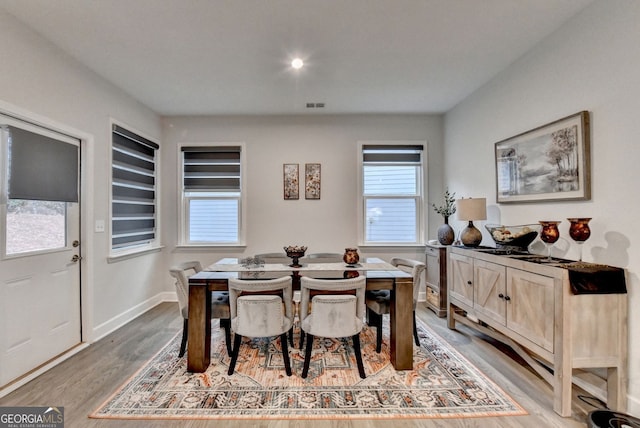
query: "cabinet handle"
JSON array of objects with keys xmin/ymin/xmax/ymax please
[
  {"xmin": 504, "ymin": 295, "xmax": 511, "ymax": 301},
  {"xmin": 467, "ymin": 280, "xmax": 472, "ymax": 285},
  {"xmin": 498, "ymin": 293, "xmax": 505, "ymax": 299}
]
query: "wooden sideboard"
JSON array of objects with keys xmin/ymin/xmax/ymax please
[
  {"xmin": 425, "ymin": 244, "xmax": 447, "ymax": 317},
  {"xmin": 447, "ymin": 246, "xmax": 628, "ymax": 417}
]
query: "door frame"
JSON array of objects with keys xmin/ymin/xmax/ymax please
[{"xmin": 0, "ymin": 99, "xmax": 94, "ymax": 396}]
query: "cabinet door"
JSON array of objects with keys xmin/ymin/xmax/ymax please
[
  {"xmin": 425, "ymin": 246, "xmax": 440, "ymax": 291},
  {"xmin": 474, "ymin": 260, "xmax": 507, "ymax": 325},
  {"xmin": 449, "ymin": 252, "xmax": 474, "ymax": 308},
  {"xmin": 506, "ymin": 268, "xmax": 555, "ymax": 352}
]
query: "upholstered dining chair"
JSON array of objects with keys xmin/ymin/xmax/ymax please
[
  {"xmin": 299, "ymin": 276, "xmax": 367, "ymax": 379},
  {"xmin": 365, "ymin": 257, "xmax": 425, "ymax": 353},
  {"xmin": 306, "ymin": 253, "xmax": 344, "ymax": 262},
  {"xmin": 254, "ymin": 252, "xmax": 289, "ymax": 264},
  {"xmin": 227, "ymin": 276, "xmax": 294, "ymax": 376},
  {"xmin": 169, "ymin": 261, "xmax": 232, "ymax": 358}
]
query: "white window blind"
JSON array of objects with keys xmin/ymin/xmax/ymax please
[
  {"xmin": 111, "ymin": 125, "xmax": 158, "ymax": 250},
  {"xmin": 362, "ymin": 144, "xmax": 423, "ymax": 244}
]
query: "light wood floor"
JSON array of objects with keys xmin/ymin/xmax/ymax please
[{"xmin": 0, "ymin": 302, "xmax": 596, "ymax": 427}]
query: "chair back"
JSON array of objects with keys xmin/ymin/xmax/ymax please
[
  {"xmin": 306, "ymin": 253, "xmax": 343, "ymax": 263},
  {"xmin": 299, "ymin": 276, "xmax": 366, "ymax": 338},
  {"xmin": 169, "ymin": 261, "xmax": 203, "ymax": 319},
  {"xmin": 390, "ymin": 257, "xmax": 425, "ymax": 307},
  {"xmin": 228, "ymin": 276, "xmax": 293, "ymax": 337},
  {"xmin": 254, "ymin": 252, "xmax": 289, "ymax": 264}
]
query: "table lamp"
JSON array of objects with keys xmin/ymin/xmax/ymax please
[{"xmin": 456, "ymin": 198, "xmax": 486, "ymax": 247}]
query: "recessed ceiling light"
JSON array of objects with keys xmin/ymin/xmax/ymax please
[{"xmin": 291, "ymin": 58, "xmax": 304, "ymax": 69}]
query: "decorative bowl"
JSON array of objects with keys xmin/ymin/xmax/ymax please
[
  {"xmin": 284, "ymin": 245, "xmax": 307, "ymax": 267},
  {"xmin": 485, "ymin": 224, "xmax": 541, "ymax": 250}
]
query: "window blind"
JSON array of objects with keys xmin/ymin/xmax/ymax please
[
  {"xmin": 112, "ymin": 124, "xmax": 159, "ymax": 249},
  {"xmin": 362, "ymin": 144, "xmax": 423, "ymax": 244},
  {"xmin": 182, "ymin": 146, "xmax": 241, "ymax": 191},
  {"xmin": 5, "ymin": 125, "xmax": 79, "ymax": 202},
  {"xmin": 362, "ymin": 144, "xmax": 423, "ymax": 164}
]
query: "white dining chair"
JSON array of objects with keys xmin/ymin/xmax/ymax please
[
  {"xmin": 299, "ymin": 276, "xmax": 367, "ymax": 379},
  {"xmin": 169, "ymin": 261, "xmax": 232, "ymax": 357},
  {"xmin": 365, "ymin": 257, "xmax": 425, "ymax": 353},
  {"xmin": 227, "ymin": 276, "xmax": 294, "ymax": 376}
]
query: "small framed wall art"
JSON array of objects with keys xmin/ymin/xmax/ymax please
[
  {"xmin": 305, "ymin": 163, "xmax": 321, "ymax": 199},
  {"xmin": 283, "ymin": 163, "xmax": 299, "ymax": 200}
]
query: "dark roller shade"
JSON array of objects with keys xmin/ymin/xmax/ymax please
[{"xmin": 7, "ymin": 126, "xmax": 79, "ymax": 202}]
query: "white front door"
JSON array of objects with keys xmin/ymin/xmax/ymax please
[{"xmin": 0, "ymin": 118, "xmax": 82, "ymax": 388}]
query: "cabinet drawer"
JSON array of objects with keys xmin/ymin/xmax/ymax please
[
  {"xmin": 426, "ymin": 246, "xmax": 441, "ymax": 257},
  {"xmin": 426, "ymin": 286, "xmax": 440, "ymax": 307}
]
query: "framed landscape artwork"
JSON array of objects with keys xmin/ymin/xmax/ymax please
[
  {"xmin": 283, "ymin": 163, "xmax": 299, "ymax": 200},
  {"xmin": 495, "ymin": 111, "xmax": 591, "ymax": 203},
  {"xmin": 305, "ymin": 163, "xmax": 321, "ymax": 199}
]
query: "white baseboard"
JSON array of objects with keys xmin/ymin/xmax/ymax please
[{"xmin": 92, "ymin": 291, "xmax": 177, "ymax": 342}]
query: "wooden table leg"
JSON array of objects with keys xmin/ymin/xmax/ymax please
[
  {"xmin": 187, "ymin": 284, "xmax": 211, "ymax": 372},
  {"xmin": 389, "ymin": 276, "xmax": 413, "ymax": 370}
]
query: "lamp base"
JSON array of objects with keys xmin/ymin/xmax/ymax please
[{"xmin": 461, "ymin": 221, "xmax": 482, "ymax": 247}]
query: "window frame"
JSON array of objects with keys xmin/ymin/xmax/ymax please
[
  {"xmin": 178, "ymin": 142, "xmax": 246, "ymax": 247},
  {"xmin": 109, "ymin": 120, "xmax": 161, "ymax": 257},
  {"xmin": 357, "ymin": 141, "xmax": 427, "ymax": 247}
]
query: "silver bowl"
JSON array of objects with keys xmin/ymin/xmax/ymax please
[{"xmin": 485, "ymin": 224, "xmax": 540, "ymax": 250}]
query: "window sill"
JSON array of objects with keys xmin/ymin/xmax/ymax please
[
  {"xmin": 358, "ymin": 243, "xmax": 426, "ymax": 249},
  {"xmin": 174, "ymin": 244, "xmax": 247, "ymax": 252},
  {"xmin": 108, "ymin": 245, "xmax": 163, "ymax": 263}
]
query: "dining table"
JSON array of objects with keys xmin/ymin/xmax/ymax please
[{"xmin": 186, "ymin": 258, "xmax": 414, "ymax": 372}]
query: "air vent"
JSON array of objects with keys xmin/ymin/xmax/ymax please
[{"xmin": 305, "ymin": 102, "xmax": 325, "ymax": 109}]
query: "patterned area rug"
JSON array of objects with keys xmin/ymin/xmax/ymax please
[{"xmin": 90, "ymin": 319, "xmax": 526, "ymax": 420}]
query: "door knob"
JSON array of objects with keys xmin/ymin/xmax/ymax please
[
  {"xmin": 72, "ymin": 240, "xmax": 80, "ymax": 247},
  {"xmin": 71, "ymin": 254, "xmax": 82, "ymax": 263}
]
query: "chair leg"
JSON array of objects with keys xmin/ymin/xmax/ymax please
[
  {"xmin": 301, "ymin": 333, "xmax": 314, "ymax": 378},
  {"xmin": 412, "ymin": 311, "xmax": 420, "ymax": 347},
  {"xmin": 352, "ymin": 334, "xmax": 366, "ymax": 379},
  {"xmin": 220, "ymin": 318, "xmax": 232, "ymax": 356},
  {"xmin": 367, "ymin": 309, "xmax": 383, "ymax": 353},
  {"xmin": 288, "ymin": 327, "xmax": 294, "ymax": 347},
  {"xmin": 179, "ymin": 318, "xmax": 188, "ymax": 358},
  {"xmin": 280, "ymin": 333, "xmax": 292, "ymax": 376},
  {"xmin": 227, "ymin": 333, "xmax": 243, "ymax": 375},
  {"xmin": 299, "ymin": 330, "xmax": 305, "ymax": 350}
]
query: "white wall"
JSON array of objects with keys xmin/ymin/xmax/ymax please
[
  {"xmin": 162, "ymin": 114, "xmax": 443, "ymax": 268},
  {"xmin": 0, "ymin": 10, "xmax": 163, "ymax": 340},
  {"xmin": 445, "ymin": 0, "xmax": 640, "ymax": 414}
]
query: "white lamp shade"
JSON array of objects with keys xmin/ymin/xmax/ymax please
[{"xmin": 456, "ymin": 198, "xmax": 487, "ymax": 221}]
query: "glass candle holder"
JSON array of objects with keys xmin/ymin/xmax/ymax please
[
  {"xmin": 539, "ymin": 221, "xmax": 561, "ymax": 260},
  {"xmin": 568, "ymin": 218, "xmax": 591, "ymax": 261}
]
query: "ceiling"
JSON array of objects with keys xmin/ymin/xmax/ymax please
[{"xmin": 0, "ymin": 0, "xmax": 595, "ymax": 116}]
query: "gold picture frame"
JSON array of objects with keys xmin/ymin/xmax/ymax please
[
  {"xmin": 305, "ymin": 163, "xmax": 321, "ymax": 200},
  {"xmin": 283, "ymin": 163, "xmax": 299, "ymax": 200}
]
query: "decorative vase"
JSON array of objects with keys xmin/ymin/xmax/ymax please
[
  {"xmin": 343, "ymin": 248, "xmax": 360, "ymax": 266},
  {"xmin": 437, "ymin": 216, "xmax": 455, "ymax": 245}
]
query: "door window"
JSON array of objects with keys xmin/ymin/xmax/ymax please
[{"xmin": 5, "ymin": 199, "xmax": 67, "ymax": 255}]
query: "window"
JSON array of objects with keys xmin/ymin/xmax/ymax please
[
  {"xmin": 180, "ymin": 145, "xmax": 243, "ymax": 245},
  {"xmin": 111, "ymin": 124, "xmax": 159, "ymax": 251},
  {"xmin": 360, "ymin": 143, "xmax": 424, "ymax": 245},
  {"xmin": 2, "ymin": 122, "xmax": 79, "ymax": 256}
]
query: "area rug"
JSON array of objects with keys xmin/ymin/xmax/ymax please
[{"xmin": 90, "ymin": 319, "xmax": 526, "ymax": 420}]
